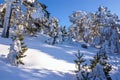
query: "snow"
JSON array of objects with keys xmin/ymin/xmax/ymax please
[
  {"xmin": 92, "ymin": 63, "xmax": 107, "ymax": 80},
  {"xmin": 0, "ymin": 30, "xmax": 120, "ymax": 80},
  {"xmin": 31, "ymin": 8, "xmax": 44, "ymax": 19},
  {"xmin": 27, "ymin": 0, "xmax": 35, "ymax": 3},
  {"xmin": 0, "ymin": 33, "xmax": 77, "ymax": 80}
]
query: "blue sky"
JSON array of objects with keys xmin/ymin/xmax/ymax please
[
  {"xmin": 1, "ymin": 0, "xmax": 120, "ymax": 27},
  {"xmin": 39, "ymin": 0, "xmax": 120, "ymax": 27}
]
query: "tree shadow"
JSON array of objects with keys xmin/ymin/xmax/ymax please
[
  {"xmin": 0, "ymin": 55, "xmax": 7, "ymax": 62},
  {"xmin": 0, "ymin": 60, "xmax": 75, "ymax": 80},
  {"xmin": 25, "ymin": 36, "xmax": 97, "ymax": 64},
  {"xmin": 26, "ymin": 68, "xmax": 76, "ymax": 80},
  {"xmin": 0, "ymin": 36, "xmax": 12, "ymax": 46}
]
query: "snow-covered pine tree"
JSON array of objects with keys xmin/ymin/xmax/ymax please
[
  {"xmin": 74, "ymin": 50, "xmax": 86, "ymax": 72},
  {"xmin": 74, "ymin": 50, "xmax": 91, "ymax": 80},
  {"xmin": 7, "ymin": 36, "xmax": 21, "ymax": 66},
  {"xmin": 22, "ymin": 1, "xmax": 40, "ymax": 35},
  {"xmin": 69, "ymin": 11, "xmax": 89, "ymax": 42},
  {"xmin": 89, "ymin": 52, "xmax": 112, "ymax": 80},
  {"xmin": 16, "ymin": 34, "xmax": 28, "ymax": 65},
  {"xmin": 91, "ymin": 63, "xmax": 107, "ymax": 80},
  {"xmin": 25, "ymin": 0, "xmax": 50, "ymax": 36},
  {"xmin": 90, "ymin": 53, "xmax": 101, "ymax": 70},
  {"xmin": 46, "ymin": 17, "xmax": 60, "ymax": 45},
  {"xmin": 74, "ymin": 50, "xmax": 85, "ymax": 71},
  {"xmin": 7, "ymin": 22, "xmax": 28, "ymax": 66},
  {"xmin": 76, "ymin": 70, "xmax": 90, "ymax": 80},
  {"xmin": 7, "ymin": 33, "xmax": 28, "ymax": 66},
  {"xmin": 68, "ymin": 25, "xmax": 78, "ymax": 41}
]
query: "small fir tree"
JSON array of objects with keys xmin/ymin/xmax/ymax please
[
  {"xmin": 90, "ymin": 53, "xmax": 101, "ymax": 69},
  {"xmin": 7, "ymin": 37, "xmax": 21, "ymax": 66},
  {"xmin": 74, "ymin": 50, "xmax": 86, "ymax": 72},
  {"xmin": 7, "ymin": 33, "xmax": 28, "ymax": 66},
  {"xmin": 74, "ymin": 50, "xmax": 91, "ymax": 80},
  {"xmin": 16, "ymin": 34, "xmax": 28, "ymax": 65}
]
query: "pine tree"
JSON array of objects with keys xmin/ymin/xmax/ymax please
[
  {"xmin": 91, "ymin": 63, "xmax": 107, "ymax": 80},
  {"xmin": 17, "ymin": 34, "xmax": 28, "ymax": 62},
  {"xmin": 45, "ymin": 17, "xmax": 60, "ymax": 45},
  {"xmin": 69, "ymin": 11, "xmax": 89, "ymax": 41},
  {"xmin": 51, "ymin": 27, "xmax": 59, "ymax": 45},
  {"xmin": 89, "ymin": 52, "xmax": 112, "ymax": 80},
  {"xmin": 90, "ymin": 53, "xmax": 101, "ymax": 69},
  {"xmin": 7, "ymin": 33, "xmax": 28, "ymax": 66},
  {"xmin": 25, "ymin": 1, "xmax": 50, "ymax": 35},
  {"xmin": 61, "ymin": 26, "xmax": 67, "ymax": 42},
  {"xmin": 74, "ymin": 50, "xmax": 91, "ymax": 80},
  {"xmin": 7, "ymin": 36, "xmax": 21, "ymax": 66},
  {"xmin": 74, "ymin": 50, "xmax": 86, "ymax": 72}
]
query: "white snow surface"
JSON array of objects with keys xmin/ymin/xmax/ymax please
[{"xmin": 0, "ymin": 30, "xmax": 120, "ymax": 80}]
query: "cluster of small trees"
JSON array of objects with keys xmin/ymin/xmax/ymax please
[
  {"xmin": 74, "ymin": 50, "xmax": 112, "ymax": 80},
  {"xmin": 69, "ymin": 6, "xmax": 120, "ymax": 54}
]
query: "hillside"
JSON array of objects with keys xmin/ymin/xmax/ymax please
[{"xmin": 0, "ymin": 30, "xmax": 120, "ymax": 80}]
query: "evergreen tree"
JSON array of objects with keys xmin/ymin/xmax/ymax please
[
  {"xmin": 90, "ymin": 52, "xmax": 112, "ymax": 80},
  {"xmin": 61, "ymin": 26, "xmax": 67, "ymax": 42},
  {"xmin": 7, "ymin": 33, "xmax": 28, "ymax": 66},
  {"xmin": 74, "ymin": 50, "xmax": 91, "ymax": 80},
  {"xmin": 91, "ymin": 63, "xmax": 107, "ymax": 80},
  {"xmin": 24, "ymin": 1, "xmax": 50, "ymax": 36},
  {"xmin": 51, "ymin": 27, "xmax": 59, "ymax": 45},
  {"xmin": 45, "ymin": 17, "xmax": 60, "ymax": 45},
  {"xmin": 16, "ymin": 34, "xmax": 28, "ymax": 65},
  {"xmin": 74, "ymin": 50, "xmax": 86, "ymax": 72},
  {"xmin": 69, "ymin": 11, "xmax": 89, "ymax": 41},
  {"xmin": 7, "ymin": 36, "xmax": 21, "ymax": 66}
]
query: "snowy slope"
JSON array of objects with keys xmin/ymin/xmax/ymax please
[{"xmin": 0, "ymin": 30, "xmax": 120, "ymax": 80}]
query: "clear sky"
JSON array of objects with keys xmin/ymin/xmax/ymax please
[
  {"xmin": 1, "ymin": 0, "xmax": 120, "ymax": 27},
  {"xmin": 39, "ymin": 0, "xmax": 120, "ymax": 27}
]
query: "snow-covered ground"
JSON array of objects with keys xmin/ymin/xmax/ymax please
[{"xmin": 0, "ymin": 29, "xmax": 120, "ymax": 80}]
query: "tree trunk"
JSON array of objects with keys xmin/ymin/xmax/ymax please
[{"xmin": 1, "ymin": 2, "xmax": 12, "ymax": 38}]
